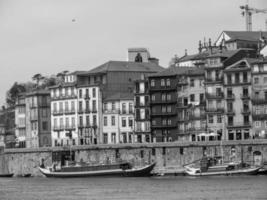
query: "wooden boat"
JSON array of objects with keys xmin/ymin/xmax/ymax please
[
  {"xmin": 39, "ymin": 162, "xmax": 156, "ymax": 178},
  {"xmin": 184, "ymin": 156, "xmax": 261, "ymax": 176},
  {"xmin": 0, "ymin": 173, "xmax": 13, "ymax": 178}
]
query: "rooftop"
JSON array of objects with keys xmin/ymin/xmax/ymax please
[
  {"xmin": 149, "ymin": 66, "xmax": 204, "ymax": 77},
  {"xmin": 79, "ymin": 61, "xmax": 164, "ymax": 75},
  {"xmin": 103, "ymin": 92, "xmax": 134, "ymax": 101},
  {"xmin": 223, "ymin": 31, "xmax": 267, "ymax": 42}
]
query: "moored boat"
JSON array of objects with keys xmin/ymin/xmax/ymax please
[
  {"xmin": 184, "ymin": 156, "xmax": 261, "ymax": 176},
  {"xmin": 39, "ymin": 162, "xmax": 156, "ymax": 178},
  {"xmin": 0, "ymin": 173, "xmax": 13, "ymax": 178}
]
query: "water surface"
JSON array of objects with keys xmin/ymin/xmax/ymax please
[{"xmin": 0, "ymin": 175, "xmax": 266, "ymax": 200}]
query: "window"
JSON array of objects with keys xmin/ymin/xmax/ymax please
[
  {"xmin": 112, "ymin": 102, "xmax": 115, "ymax": 110},
  {"xmin": 161, "ymin": 94, "xmax": 166, "ymax": 101},
  {"xmin": 79, "ymin": 116, "xmax": 83, "ymax": 126},
  {"xmin": 79, "ymin": 101, "xmax": 83, "ymax": 111},
  {"xmin": 104, "ymin": 116, "xmax": 107, "ymax": 126},
  {"xmin": 111, "ymin": 133, "xmax": 116, "ymax": 143},
  {"xmin": 235, "ymin": 73, "xmax": 239, "ymax": 84},
  {"xmin": 103, "ymin": 103, "xmax": 107, "ymax": 110},
  {"xmin": 71, "ymin": 101, "xmax": 75, "ymax": 111},
  {"xmin": 152, "ymin": 120, "xmax": 156, "ymax": 125},
  {"xmin": 65, "ymin": 117, "xmax": 69, "ymax": 127},
  {"xmin": 166, "ymin": 79, "xmax": 170, "ymax": 86},
  {"xmin": 151, "ymin": 95, "xmax": 155, "ymax": 101},
  {"xmin": 85, "ymin": 89, "xmax": 89, "ymax": 98},
  {"xmin": 167, "ymin": 119, "xmax": 172, "ymax": 125},
  {"xmin": 122, "ymin": 103, "xmax": 126, "ymax": 114},
  {"xmin": 217, "ymin": 115, "xmax": 222, "ymax": 123},
  {"xmin": 86, "ymin": 100, "xmax": 89, "ymax": 111},
  {"xmin": 93, "ymin": 88, "xmax": 96, "ymax": 98},
  {"xmin": 190, "ymin": 94, "xmax": 195, "ymax": 102},
  {"xmin": 215, "ymin": 70, "xmax": 220, "ymax": 80},
  {"xmin": 167, "ymin": 106, "xmax": 172, "ymax": 113},
  {"xmin": 92, "ymin": 100, "xmax": 96, "ymax": 112},
  {"xmin": 93, "ymin": 115, "xmax": 97, "ymax": 126},
  {"xmin": 255, "ymin": 121, "xmax": 261, "ymax": 127},
  {"xmin": 111, "ymin": 116, "xmax": 115, "ymax": 126},
  {"xmin": 86, "ymin": 115, "xmax": 90, "ymax": 126},
  {"xmin": 162, "ymin": 119, "xmax": 166, "ymax": 125},
  {"xmin": 79, "ymin": 89, "xmax": 82, "ymax": 98},
  {"xmin": 243, "ymin": 87, "xmax": 248, "ymax": 97},
  {"xmin": 244, "ymin": 115, "xmax": 249, "ymax": 124},
  {"xmin": 129, "ymin": 103, "xmax": 133, "ymax": 113},
  {"xmin": 42, "ymin": 121, "xmax": 48, "ymax": 131},
  {"xmin": 227, "ymin": 74, "xmax": 232, "ymax": 84},
  {"xmin": 161, "ymin": 79, "xmax": 165, "ymax": 86},
  {"xmin": 59, "ymin": 102, "xmax": 63, "ymax": 112},
  {"xmin": 190, "ymin": 79, "xmax": 194, "ymax": 87},
  {"xmin": 151, "ymin": 79, "xmax": 155, "ymax": 87},
  {"xmin": 208, "ymin": 115, "xmax": 213, "ymax": 123},
  {"xmin": 167, "ymin": 94, "xmax": 171, "ymax": 101},
  {"xmin": 103, "ymin": 133, "xmax": 108, "ymax": 144},
  {"xmin": 122, "ymin": 117, "xmax": 126, "ymax": 127},
  {"xmin": 200, "ymin": 93, "xmax": 204, "ymax": 102},
  {"xmin": 63, "ymin": 103, "xmax": 68, "ymax": 114},
  {"xmin": 228, "ymin": 116, "xmax": 233, "ymax": 125},
  {"xmin": 254, "ymin": 77, "xmax": 259, "ymax": 84},
  {"xmin": 162, "ymin": 106, "xmax": 166, "ymax": 113},
  {"xmin": 243, "ymin": 72, "xmax": 248, "ymax": 83},
  {"xmin": 129, "ymin": 118, "xmax": 133, "ymax": 128},
  {"xmin": 227, "ymin": 88, "xmax": 233, "ymax": 97}
]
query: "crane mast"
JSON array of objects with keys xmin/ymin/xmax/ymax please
[{"xmin": 240, "ymin": 4, "xmax": 267, "ymax": 31}]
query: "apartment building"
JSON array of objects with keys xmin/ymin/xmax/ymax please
[
  {"xmin": 50, "ymin": 72, "xmax": 81, "ymax": 146},
  {"xmin": 134, "ymin": 75, "xmax": 151, "ymax": 143},
  {"xmin": 102, "ymin": 95, "xmax": 134, "ymax": 144},
  {"xmin": 15, "ymin": 94, "xmax": 26, "ymax": 147},
  {"xmin": 251, "ymin": 59, "xmax": 267, "ymax": 139},
  {"xmin": 177, "ymin": 68, "xmax": 206, "ymax": 142},
  {"xmin": 224, "ymin": 59, "xmax": 253, "ymax": 140}
]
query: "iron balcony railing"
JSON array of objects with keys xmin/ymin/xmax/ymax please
[{"xmin": 226, "ymin": 121, "xmax": 251, "ymax": 128}]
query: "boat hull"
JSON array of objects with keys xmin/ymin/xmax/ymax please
[
  {"xmin": 0, "ymin": 173, "xmax": 13, "ymax": 178},
  {"xmin": 39, "ymin": 163, "xmax": 156, "ymax": 178},
  {"xmin": 185, "ymin": 166, "xmax": 261, "ymax": 176}
]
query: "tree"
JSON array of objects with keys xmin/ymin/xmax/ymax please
[
  {"xmin": 56, "ymin": 70, "xmax": 69, "ymax": 83},
  {"xmin": 32, "ymin": 73, "xmax": 44, "ymax": 88},
  {"xmin": 5, "ymin": 82, "xmax": 26, "ymax": 107}
]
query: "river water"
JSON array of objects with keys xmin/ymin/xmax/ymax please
[{"xmin": 0, "ymin": 175, "xmax": 266, "ymax": 200}]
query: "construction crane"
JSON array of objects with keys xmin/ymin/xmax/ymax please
[{"xmin": 240, "ymin": 4, "xmax": 267, "ymax": 31}]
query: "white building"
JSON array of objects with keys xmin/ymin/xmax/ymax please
[{"xmin": 102, "ymin": 95, "xmax": 134, "ymax": 144}]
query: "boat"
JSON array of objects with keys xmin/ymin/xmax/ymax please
[
  {"xmin": 0, "ymin": 173, "xmax": 13, "ymax": 178},
  {"xmin": 184, "ymin": 156, "xmax": 261, "ymax": 176},
  {"xmin": 39, "ymin": 162, "xmax": 156, "ymax": 178}
]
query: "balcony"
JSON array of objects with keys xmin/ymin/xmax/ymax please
[
  {"xmin": 78, "ymin": 109, "xmax": 84, "ymax": 114},
  {"xmin": 151, "ymin": 111, "xmax": 177, "ymax": 116},
  {"xmin": 84, "ymin": 94, "xmax": 90, "ymax": 99},
  {"xmin": 135, "ymin": 102, "xmax": 150, "ymax": 107},
  {"xmin": 206, "ymin": 107, "xmax": 224, "ymax": 113},
  {"xmin": 177, "ymin": 102, "xmax": 188, "ymax": 109},
  {"xmin": 225, "ymin": 94, "xmax": 235, "ymax": 100},
  {"xmin": 226, "ymin": 109, "xmax": 235, "ymax": 115},
  {"xmin": 92, "ymin": 109, "xmax": 97, "ymax": 113},
  {"xmin": 84, "ymin": 109, "xmax": 91, "ymax": 114},
  {"xmin": 205, "ymin": 77, "xmax": 223, "ymax": 84},
  {"xmin": 185, "ymin": 126, "xmax": 207, "ymax": 133},
  {"xmin": 151, "ymin": 124, "xmax": 177, "ymax": 129},
  {"xmin": 188, "ymin": 113, "xmax": 206, "ymax": 121},
  {"xmin": 65, "ymin": 109, "xmax": 76, "ymax": 115},
  {"xmin": 149, "ymin": 85, "xmax": 176, "ymax": 92},
  {"xmin": 240, "ymin": 94, "xmax": 250, "ymax": 100},
  {"xmin": 53, "ymin": 126, "xmax": 64, "ymax": 131},
  {"xmin": 252, "ymin": 113, "xmax": 267, "ymax": 120},
  {"xmin": 251, "ymin": 97, "xmax": 267, "ymax": 105},
  {"xmin": 51, "ymin": 93, "xmax": 77, "ymax": 100},
  {"xmin": 52, "ymin": 110, "xmax": 64, "ymax": 116},
  {"xmin": 65, "ymin": 125, "xmax": 76, "ymax": 130},
  {"xmin": 205, "ymin": 92, "xmax": 224, "ymax": 99},
  {"xmin": 226, "ymin": 121, "xmax": 251, "ymax": 128},
  {"xmin": 177, "ymin": 79, "xmax": 188, "ymax": 85},
  {"xmin": 78, "ymin": 124, "xmax": 84, "ymax": 129},
  {"xmin": 30, "ymin": 115, "xmax": 38, "ymax": 121},
  {"xmin": 103, "ymin": 109, "xmax": 120, "ymax": 114},
  {"xmin": 150, "ymin": 99, "xmax": 176, "ymax": 105},
  {"xmin": 241, "ymin": 108, "xmax": 251, "ymax": 114}
]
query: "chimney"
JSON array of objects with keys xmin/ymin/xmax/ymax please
[
  {"xmin": 199, "ymin": 40, "xmax": 202, "ymax": 53},
  {"xmin": 185, "ymin": 49, "xmax": 188, "ymax": 56}
]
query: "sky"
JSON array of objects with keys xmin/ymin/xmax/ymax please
[{"xmin": 0, "ymin": 0, "xmax": 267, "ymax": 106}]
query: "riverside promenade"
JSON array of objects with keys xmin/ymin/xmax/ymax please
[{"xmin": 1, "ymin": 139, "xmax": 267, "ymax": 176}]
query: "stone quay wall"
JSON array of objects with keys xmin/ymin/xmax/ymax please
[{"xmin": 1, "ymin": 139, "xmax": 267, "ymax": 176}]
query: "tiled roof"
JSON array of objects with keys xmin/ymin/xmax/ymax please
[
  {"xmin": 82, "ymin": 61, "xmax": 164, "ymax": 75},
  {"xmin": 149, "ymin": 66, "xmax": 204, "ymax": 77},
  {"xmin": 207, "ymin": 49, "xmax": 241, "ymax": 58},
  {"xmin": 224, "ymin": 31, "xmax": 267, "ymax": 42}
]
